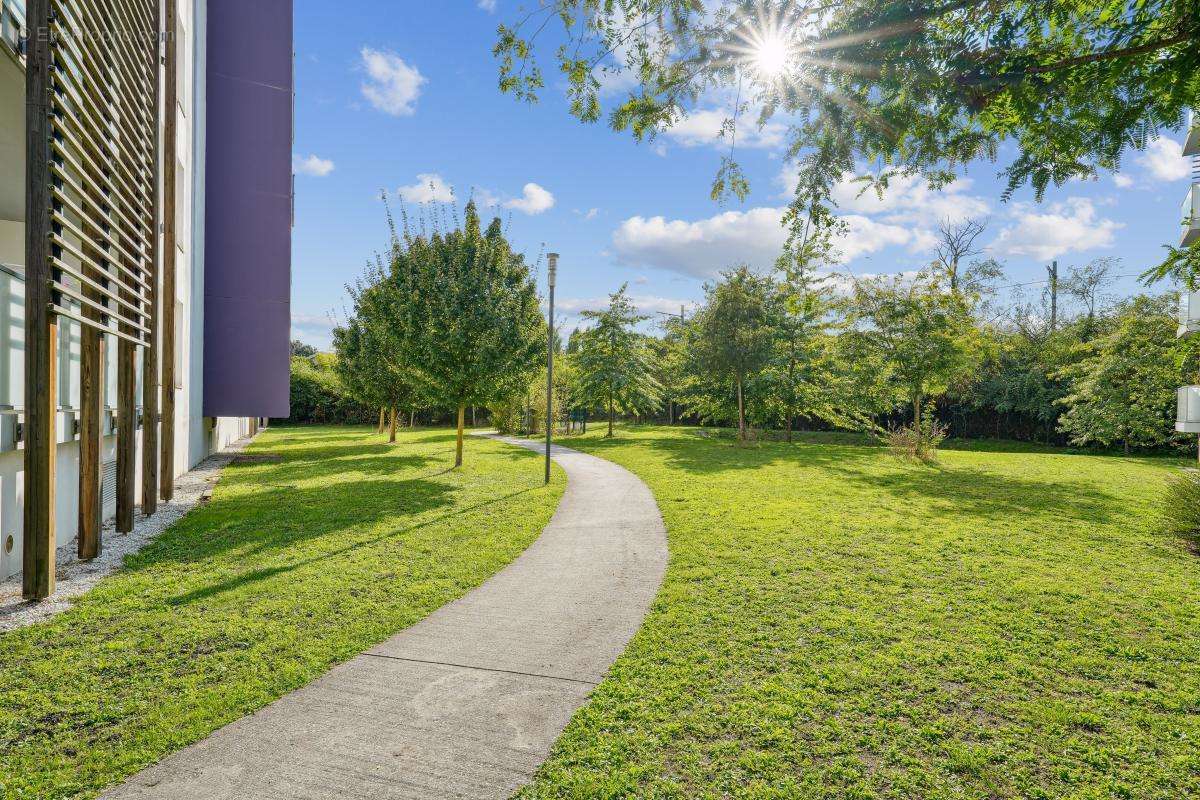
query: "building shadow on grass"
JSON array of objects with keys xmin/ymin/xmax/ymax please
[
  {"xmin": 578, "ymin": 428, "xmax": 1125, "ymax": 526},
  {"xmin": 163, "ymin": 485, "xmax": 540, "ymax": 607},
  {"xmin": 637, "ymin": 431, "xmax": 881, "ymax": 476},
  {"xmin": 821, "ymin": 461, "xmax": 1124, "ymax": 525},
  {"xmin": 127, "ymin": 476, "xmax": 460, "ymax": 571},
  {"xmin": 229, "ymin": 451, "xmax": 442, "ymax": 486}
]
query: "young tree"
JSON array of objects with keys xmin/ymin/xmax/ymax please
[
  {"xmin": 764, "ymin": 221, "xmax": 870, "ymax": 440},
  {"xmin": 384, "ymin": 202, "xmax": 545, "ymax": 466},
  {"xmin": 649, "ymin": 316, "xmax": 688, "ymax": 426},
  {"xmin": 692, "ymin": 268, "xmax": 775, "ymax": 441},
  {"xmin": 934, "ymin": 218, "xmax": 987, "ymax": 293},
  {"xmin": 335, "ymin": 272, "xmax": 427, "ymax": 443},
  {"xmin": 1057, "ymin": 294, "xmax": 1188, "ymax": 453},
  {"xmin": 573, "ymin": 285, "xmax": 662, "ymax": 437},
  {"xmin": 1063, "ymin": 256, "xmax": 1119, "ymax": 336},
  {"xmin": 851, "ymin": 269, "xmax": 985, "ymax": 448}
]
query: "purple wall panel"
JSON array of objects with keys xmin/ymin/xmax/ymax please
[{"xmin": 203, "ymin": 0, "xmax": 293, "ymax": 418}]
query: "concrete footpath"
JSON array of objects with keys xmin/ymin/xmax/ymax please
[{"xmin": 102, "ymin": 437, "xmax": 668, "ymax": 800}]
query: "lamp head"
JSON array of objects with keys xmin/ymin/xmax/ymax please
[{"xmin": 547, "ymin": 252, "xmax": 559, "ymax": 288}]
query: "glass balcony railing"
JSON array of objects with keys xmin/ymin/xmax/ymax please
[
  {"xmin": 0, "ymin": 0, "xmax": 24, "ymax": 60},
  {"xmin": 1183, "ymin": 183, "xmax": 1200, "ymax": 248},
  {"xmin": 1186, "ymin": 109, "xmax": 1200, "ymax": 158},
  {"xmin": 1178, "ymin": 386, "xmax": 1200, "ymax": 433},
  {"xmin": 1178, "ymin": 290, "xmax": 1200, "ymax": 337}
]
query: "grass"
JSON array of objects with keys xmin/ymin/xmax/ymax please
[
  {"xmin": 0, "ymin": 425, "xmax": 564, "ymax": 800},
  {"xmin": 519, "ymin": 426, "xmax": 1200, "ymax": 800}
]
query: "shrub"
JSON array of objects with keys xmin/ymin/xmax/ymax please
[
  {"xmin": 287, "ymin": 356, "xmax": 375, "ymax": 424},
  {"xmin": 1160, "ymin": 469, "xmax": 1200, "ymax": 548},
  {"xmin": 883, "ymin": 419, "xmax": 948, "ymax": 463},
  {"xmin": 491, "ymin": 403, "xmax": 523, "ymax": 435}
]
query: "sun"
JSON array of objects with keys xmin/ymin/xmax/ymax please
[{"xmin": 752, "ymin": 33, "xmax": 791, "ymax": 77}]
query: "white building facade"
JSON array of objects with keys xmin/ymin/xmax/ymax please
[{"xmin": 0, "ymin": 0, "xmax": 292, "ymax": 585}]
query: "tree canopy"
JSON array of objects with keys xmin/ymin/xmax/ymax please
[
  {"xmin": 495, "ymin": 0, "xmax": 1197, "ymax": 267},
  {"xmin": 690, "ymin": 267, "xmax": 777, "ymax": 440},
  {"xmin": 1057, "ymin": 294, "xmax": 1193, "ymax": 452},
  {"xmin": 351, "ymin": 201, "xmax": 547, "ymax": 466},
  {"xmin": 850, "ymin": 268, "xmax": 985, "ymax": 445}
]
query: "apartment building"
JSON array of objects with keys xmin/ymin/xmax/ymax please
[
  {"xmin": 0, "ymin": 0, "xmax": 293, "ymax": 595},
  {"xmin": 1176, "ymin": 113, "xmax": 1200, "ymax": 439}
]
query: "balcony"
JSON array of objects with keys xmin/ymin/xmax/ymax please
[
  {"xmin": 0, "ymin": 0, "xmax": 21, "ymax": 62},
  {"xmin": 1178, "ymin": 386, "xmax": 1200, "ymax": 433},
  {"xmin": 1186, "ymin": 109, "xmax": 1200, "ymax": 158},
  {"xmin": 1178, "ymin": 291, "xmax": 1200, "ymax": 337},
  {"xmin": 0, "ymin": 0, "xmax": 21, "ymax": 269},
  {"xmin": 1183, "ymin": 183, "xmax": 1200, "ymax": 248}
]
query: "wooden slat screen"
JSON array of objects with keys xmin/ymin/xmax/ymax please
[
  {"xmin": 46, "ymin": 0, "xmax": 158, "ymax": 348},
  {"xmin": 24, "ymin": 0, "xmax": 163, "ymax": 597}
]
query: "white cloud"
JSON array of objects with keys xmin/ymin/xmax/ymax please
[
  {"xmin": 612, "ymin": 207, "xmax": 789, "ymax": 278},
  {"xmin": 360, "ymin": 47, "xmax": 425, "ymax": 116},
  {"xmin": 477, "ymin": 0, "xmax": 497, "ymax": 10},
  {"xmin": 504, "ymin": 183, "xmax": 556, "ymax": 215},
  {"xmin": 558, "ymin": 294, "xmax": 695, "ymax": 319},
  {"xmin": 991, "ymin": 198, "xmax": 1123, "ymax": 261},
  {"xmin": 837, "ymin": 215, "xmax": 931, "ymax": 261},
  {"xmin": 574, "ymin": 207, "xmax": 599, "ymax": 220},
  {"xmin": 1136, "ymin": 136, "xmax": 1188, "ymax": 181},
  {"xmin": 471, "ymin": 187, "xmax": 501, "ymax": 208},
  {"xmin": 611, "ymin": 206, "xmax": 934, "ymax": 279},
  {"xmin": 1112, "ymin": 173, "xmax": 1135, "ymax": 188},
  {"xmin": 663, "ymin": 108, "xmax": 787, "ymax": 150},
  {"xmin": 293, "ymin": 154, "xmax": 335, "ymax": 177},
  {"xmin": 291, "ymin": 312, "xmax": 338, "ymax": 346},
  {"xmin": 780, "ymin": 165, "xmax": 990, "ymax": 226},
  {"xmin": 397, "ymin": 173, "xmax": 455, "ymax": 203},
  {"xmin": 292, "ymin": 311, "xmax": 336, "ymax": 329}
]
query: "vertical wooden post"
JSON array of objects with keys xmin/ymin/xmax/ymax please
[
  {"xmin": 116, "ymin": 339, "xmax": 135, "ymax": 533},
  {"xmin": 78, "ymin": 329, "xmax": 104, "ymax": 559},
  {"xmin": 142, "ymin": 1, "xmax": 165, "ymax": 516},
  {"xmin": 24, "ymin": 0, "xmax": 55, "ymax": 600},
  {"xmin": 160, "ymin": 0, "xmax": 177, "ymax": 502}
]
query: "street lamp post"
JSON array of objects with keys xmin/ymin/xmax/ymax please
[{"xmin": 545, "ymin": 253, "xmax": 558, "ymax": 485}]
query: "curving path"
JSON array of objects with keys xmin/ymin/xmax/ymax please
[{"xmin": 102, "ymin": 437, "xmax": 668, "ymax": 800}]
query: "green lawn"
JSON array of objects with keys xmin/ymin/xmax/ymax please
[
  {"xmin": 0, "ymin": 425, "xmax": 564, "ymax": 800},
  {"xmin": 520, "ymin": 426, "xmax": 1200, "ymax": 800}
]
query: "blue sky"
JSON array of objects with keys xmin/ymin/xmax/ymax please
[{"xmin": 289, "ymin": 0, "xmax": 1193, "ymax": 349}]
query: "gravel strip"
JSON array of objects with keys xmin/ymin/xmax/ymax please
[{"xmin": 0, "ymin": 435, "xmax": 256, "ymax": 632}]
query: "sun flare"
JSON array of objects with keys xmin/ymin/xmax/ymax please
[{"xmin": 753, "ymin": 34, "xmax": 791, "ymax": 77}]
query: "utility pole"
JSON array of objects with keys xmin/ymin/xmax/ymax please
[
  {"xmin": 656, "ymin": 305, "xmax": 687, "ymax": 425},
  {"xmin": 1048, "ymin": 260, "xmax": 1059, "ymax": 332},
  {"xmin": 545, "ymin": 253, "xmax": 557, "ymax": 485}
]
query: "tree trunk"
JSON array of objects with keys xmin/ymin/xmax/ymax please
[
  {"xmin": 607, "ymin": 396, "xmax": 615, "ymax": 438},
  {"xmin": 737, "ymin": 377, "xmax": 746, "ymax": 441},
  {"xmin": 455, "ymin": 404, "xmax": 466, "ymax": 467},
  {"xmin": 410, "ymin": 409, "xmax": 416, "ymax": 429},
  {"xmin": 912, "ymin": 394, "xmax": 922, "ymax": 441},
  {"xmin": 377, "ymin": 407, "xmax": 387, "ymax": 434},
  {"xmin": 786, "ymin": 413, "xmax": 793, "ymax": 443},
  {"xmin": 388, "ymin": 407, "xmax": 398, "ymax": 443},
  {"xmin": 1124, "ymin": 438, "xmax": 1130, "ymax": 455}
]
